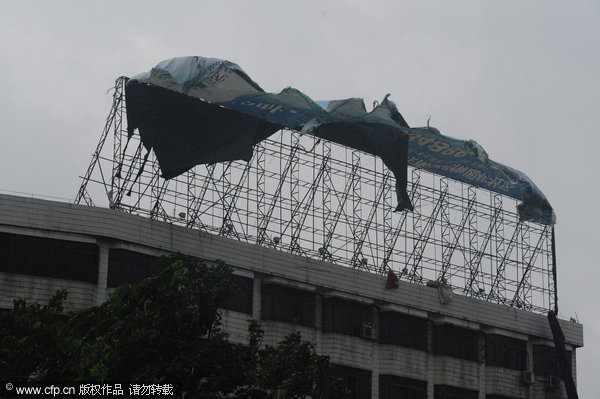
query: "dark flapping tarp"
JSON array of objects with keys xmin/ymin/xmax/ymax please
[
  {"xmin": 125, "ymin": 56, "xmax": 554, "ymax": 224},
  {"xmin": 125, "ymin": 80, "xmax": 280, "ymax": 179},
  {"xmin": 125, "ymin": 56, "xmax": 413, "ymax": 211}
]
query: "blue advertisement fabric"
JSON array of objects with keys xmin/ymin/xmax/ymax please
[
  {"xmin": 216, "ymin": 88, "xmax": 326, "ymax": 131},
  {"xmin": 406, "ymin": 127, "xmax": 555, "ymax": 224},
  {"xmin": 127, "ymin": 56, "xmax": 554, "ymax": 225}
]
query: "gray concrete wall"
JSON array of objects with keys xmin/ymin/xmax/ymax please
[{"xmin": 0, "ymin": 193, "xmax": 583, "ymax": 398}]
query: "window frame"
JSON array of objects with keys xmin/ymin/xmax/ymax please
[
  {"xmin": 107, "ymin": 248, "xmax": 160, "ymax": 288},
  {"xmin": 485, "ymin": 334, "xmax": 527, "ymax": 371},
  {"xmin": 261, "ymin": 283, "xmax": 315, "ymax": 327},
  {"xmin": 379, "ymin": 374, "xmax": 427, "ymax": 399},
  {"xmin": 379, "ymin": 311, "xmax": 428, "ymax": 350},
  {"xmin": 322, "ymin": 297, "xmax": 373, "ymax": 338},
  {"xmin": 0, "ymin": 232, "xmax": 99, "ymax": 283},
  {"xmin": 432, "ymin": 324, "xmax": 480, "ymax": 362},
  {"xmin": 221, "ymin": 274, "xmax": 254, "ymax": 315}
]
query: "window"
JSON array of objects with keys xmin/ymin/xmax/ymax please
[
  {"xmin": 434, "ymin": 385, "xmax": 478, "ymax": 399},
  {"xmin": 533, "ymin": 345, "xmax": 571, "ymax": 378},
  {"xmin": 533, "ymin": 345, "xmax": 558, "ymax": 376},
  {"xmin": 221, "ymin": 274, "xmax": 253, "ymax": 314},
  {"xmin": 485, "ymin": 334, "xmax": 527, "ymax": 370},
  {"xmin": 379, "ymin": 311, "xmax": 428, "ymax": 350},
  {"xmin": 433, "ymin": 324, "xmax": 479, "ymax": 362},
  {"xmin": 379, "ymin": 375, "xmax": 427, "ymax": 399},
  {"xmin": 332, "ymin": 364, "xmax": 371, "ymax": 399},
  {"xmin": 322, "ymin": 297, "xmax": 373, "ymax": 338},
  {"xmin": 0, "ymin": 232, "xmax": 98, "ymax": 283},
  {"xmin": 107, "ymin": 248, "xmax": 160, "ymax": 288},
  {"xmin": 261, "ymin": 283, "xmax": 315, "ymax": 327}
]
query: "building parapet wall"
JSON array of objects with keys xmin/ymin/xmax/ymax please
[{"xmin": 0, "ymin": 193, "xmax": 583, "ymax": 348}]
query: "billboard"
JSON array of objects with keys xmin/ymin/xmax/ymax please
[{"xmin": 126, "ymin": 56, "xmax": 554, "ymax": 224}]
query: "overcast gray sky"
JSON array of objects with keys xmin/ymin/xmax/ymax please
[{"xmin": 0, "ymin": 0, "xmax": 598, "ymax": 395}]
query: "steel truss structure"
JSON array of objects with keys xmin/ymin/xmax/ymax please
[{"xmin": 77, "ymin": 78, "xmax": 556, "ymax": 314}]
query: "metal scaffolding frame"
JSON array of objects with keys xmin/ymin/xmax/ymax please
[{"xmin": 76, "ymin": 78, "xmax": 556, "ymax": 314}]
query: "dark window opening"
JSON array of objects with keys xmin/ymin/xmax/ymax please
[
  {"xmin": 434, "ymin": 385, "xmax": 478, "ymax": 399},
  {"xmin": 0, "ymin": 232, "xmax": 98, "ymax": 283},
  {"xmin": 379, "ymin": 374, "xmax": 427, "ymax": 399},
  {"xmin": 485, "ymin": 334, "xmax": 527, "ymax": 370},
  {"xmin": 261, "ymin": 283, "xmax": 315, "ymax": 327},
  {"xmin": 107, "ymin": 248, "xmax": 160, "ymax": 288},
  {"xmin": 379, "ymin": 311, "xmax": 428, "ymax": 350},
  {"xmin": 322, "ymin": 297, "xmax": 373, "ymax": 338},
  {"xmin": 332, "ymin": 364, "xmax": 371, "ymax": 399},
  {"xmin": 533, "ymin": 345, "xmax": 571, "ymax": 378},
  {"xmin": 221, "ymin": 274, "xmax": 253, "ymax": 315},
  {"xmin": 433, "ymin": 324, "xmax": 479, "ymax": 362}
]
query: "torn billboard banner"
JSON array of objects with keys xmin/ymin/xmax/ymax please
[
  {"xmin": 125, "ymin": 56, "xmax": 554, "ymax": 224},
  {"xmin": 125, "ymin": 80, "xmax": 280, "ymax": 179},
  {"xmin": 406, "ymin": 127, "xmax": 555, "ymax": 225},
  {"xmin": 125, "ymin": 56, "xmax": 413, "ymax": 211}
]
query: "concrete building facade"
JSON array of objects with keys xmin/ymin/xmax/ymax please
[{"xmin": 0, "ymin": 193, "xmax": 583, "ymax": 398}]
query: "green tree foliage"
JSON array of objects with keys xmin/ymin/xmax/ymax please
[
  {"xmin": 0, "ymin": 289, "xmax": 69, "ymax": 380},
  {"xmin": 0, "ymin": 254, "xmax": 348, "ymax": 398},
  {"xmin": 253, "ymin": 328, "xmax": 348, "ymax": 399}
]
